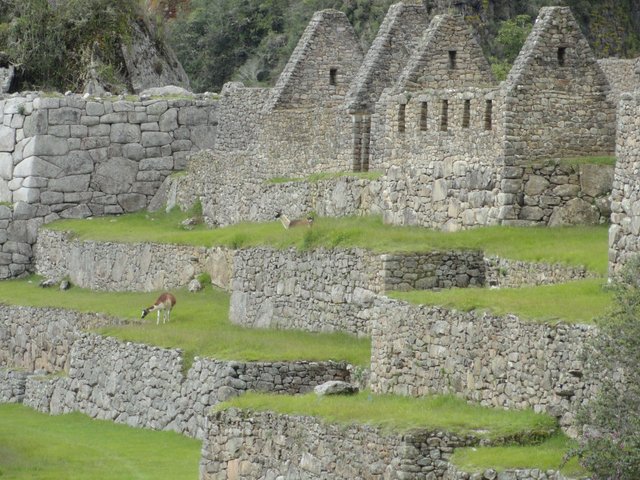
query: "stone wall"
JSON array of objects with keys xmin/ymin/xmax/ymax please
[
  {"xmin": 484, "ymin": 256, "xmax": 595, "ymax": 289},
  {"xmin": 368, "ymin": 297, "xmax": 597, "ymax": 433},
  {"xmin": 201, "ymin": 408, "xmax": 574, "ymax": 480},
  {"xmin": 229, "ymin": 247, "xmax": 491, "ymax": 336},
  {"xmin": 0, "ymin": 91, "xmax": 218, "ymax": 279},
  {"xmin": 0, "ymin": 304, "xmax": 119, "ymax": 373},
  {"xmin": 609, "ymin": 92, "xmax": 640, "ymax": 277},
  {"xmin": 503, "ymin": 7, "xmax": 615, "ymax": 163},
  {"xmin": 35, "ymin": 229, "xmax": 233, "ymax": 291},
  {"xmin": 598, "ymin": 57, "xmax": 640, "ymax": 101},
  {"xmin": 200, "ymin": 408, "xmax": 475, "ymax": 480},
  {"xmin": 23, "ymin": 333, "xmax": 349, "ymax": 439},
  {"xmin": 515, "ymin": 160, "xmax": 614, "ymax": 226},
  {"xmin": 0, "ymin": 368, "xmax": 28, "ymax": 403}
]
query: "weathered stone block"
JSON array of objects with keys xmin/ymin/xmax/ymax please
[
  {"xmin": 159, "ymin": 108, "xmax": 178, "ymax": 132},
  {"xmin": 0, "ymin": 125, "xmax": 15, "ymax": 152},
  {"xmin": 23, "ymin": 135, "xmax": 69, "ymax": 157},
  {"xmin": 49, "ymin": 175, "xmax": 91, "ymax": 193},
  {"xmin": 0, "ymin": 152, "xmax": 11, "ymax": 179},
  {"xmin": 580, "ymin": 164, "xmax": 614, "ymax": 198},
  {"xmin": 110, "ymin": 123, "xmax": 141, "ymax": 144},
  {"xmin": 93, "ymin": 157, "xmax": 138, "ymax": 194},
  {"xmin": 23, "ymin": 110, "xmax": 48, "ymax": 137},
  {"xmin": 117, "ymin": 193, "xmax": 148, "ymax": 212},
  {"xmin": 141, "ymin": 131, "xmax": 172, "ymax": 147},
  {"xmin": 48, "ymin": 107, "xmax": 81, "ymax": 125},
  {"xmin": 178, "ymin": 106, "xmax": 209, "ymax": 126},
  {"xmin": 12, "ymin": 187, "xmax": 40, "ymax": 203},
  {"xmin": 85, "ymin": 101, "xmax": 105, "ymax": 116},
  {"xmin": 13, "ymin": 156, "xmax": 62, "ymax": 178},
  {"xmin": 191, "ymin": 125, "xmax": 217, "ymax": 150},
  {"xmin": 524, "ymin": 175, "xmax": 549, "ymax": 196}
]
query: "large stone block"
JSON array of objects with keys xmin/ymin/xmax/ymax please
[
  {"xmin": 159, "ymin": 108, "xmax": 178, "ymax": 132},
  {"xmin": 0, "ymin": 125, "xmax": 15, "ymax": 152},
  {"xmin": 110, "ymin": 123, "xmax": 141, "ymax": 144},
  {"xmin": 141, "ymin": 131, "xmax": 172, "ymax": 147},
  {"xmin": 548, "ymin": 198, "xmax": 600, "ymax": 226},
  {"xmin": 23, "ymin": 135, "xmax": 69, "ymax": 157},
  {"xmin": 13, "ymin": 156, "xmax": 62, "ymax": 178},
  {"xmin": 49, "ymin": 151, "xmax": 94, "ymax": 176},
  {"xmin": 0, "ymin": 152, "xmax": 11, "ymax": 179},
  {"xmin": 178, "ymin": 106, "xmax": 209, "ymax": 126},
  {"xmin": 580, "ymin": 164, "xmax": 614, "ymax": 198},
  {"xmin": 12, "ymin": 187, "xmax": 40, "ymax": 203},
  {"xmin": 49, "ymin": 175, "xmax": 91, "ymax": 193},
  {"xmin": 48, "ymin": 107, "xmax": 81, "ymax": 125},
  {"xmin": 23, "ymin": 110, "xmax": 48, "ymax": 137},
  {"xmin": 191, "ymin": 125, "xmax": 217, "ymax": 150},
  {"xmin": 93, "ymin": 157, "xmax": 138, "ymax": 194},
  {"xmin": 117, "ymin": 193, "xmax": 148, "ymax": 212}
]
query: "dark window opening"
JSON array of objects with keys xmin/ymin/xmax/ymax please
[
  {"xmin": 484, "ymin": 100, "xmax": 493, "ymax": 130},
  {"xmin": 448, "ymin": 50, "xmax": 457, "ymax": 69},
  {"xmin": 462, "ymin": 99, "xmax": 471, "ymax": 128},
  {"xmin": 557, "ymin": 47, "xmax": 566, "ymax": 66},
  {"xmin": 440, "ymin": 100, "xmax": 448, "ymax": 131},
  {"xmin": 329, "ymin": 68, "xmax": 337, "ymax": 86},
  {"xmin": 398, "ymin": 104, "xmax": 406, "ymax": 133},
  {"xmin": 420, "ymin": 102, "xmax": 428, "ymax": 131}
]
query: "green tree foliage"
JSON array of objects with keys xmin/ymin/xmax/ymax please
[
  {"xmin": 488, "ymin": 14, "xmax": 532, "ymax": 81},
  {"xmin": 0, "ymin": 0, "xmax": 142, "ymax": 91},
  {"xmin": 169, "ymin": 0, "xmax": 395, "ymax": 92},
  {"xmin": 572, "ymin": 261, "xmax": 640, "ymax": 478}
]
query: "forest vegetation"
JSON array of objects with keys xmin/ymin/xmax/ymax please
[{"xmin": 0, "ymin": 0, "xmax": 638, "ymax": 92}]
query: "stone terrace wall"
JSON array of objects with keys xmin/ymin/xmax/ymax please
[
  {"xmin": 0, "ymin": 368, "xmax": 28, "ymax": 403},
  {"xmin": 23, "ymin": 333, "xmax": 349, "ymax": 439},
  {"xmin": 229, "ymin": 247, "xmax": 488, "ymax": 336},
  {"xmin": 201, "ymin": 408, "xmax": 475, "ymax": 480},
  {"xmin": 35, "ymin": 229, "xmax": 233, "ymax": 291},
  {"xmin": 0, "ymin": 304, "xmax": 119, "ymax": 373},
  {"xmin": 0, "ymin": 92, "xmax": 218, "ymax": 279},
  {"xmin": 609, "ymin": 92, "xmax": 640, "ymax": 277},
  {"xmin": 368, "ymin": 297, "xmax": 597, "ymax": 433}
]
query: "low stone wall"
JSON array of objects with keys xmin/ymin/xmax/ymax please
[
  {"xmin": 200, "ymin": 408, "xmax": 475, "ymax": 479},
  {"xmin": 35, "ymin": 229, "xmax": 233, "ymax": 291},
  {"xmin": 23, "ymin": 333, "xmax": 349, "ymax": 439},
  {"xmin": 0, "ymin": 368, "xmax": 29, "ymax": 403},
  {"xmin": 200, "ymin": 408, "xmax": 575, "ymax": 480},
  {"xmin": 484, "ymin": 256, "xmax": 595, "ymax": 288},
  {"xmin": 0, "ymin": 304, "xmax": 119, "ymax": 372},
  {"xmin": 368, "ymin": 297, "xmax": 597, "ymax": 433}
]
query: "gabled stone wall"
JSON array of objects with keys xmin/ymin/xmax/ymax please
[{"xmin": 503, "ymin": 7, "xmax": 616, "ymax": 163}]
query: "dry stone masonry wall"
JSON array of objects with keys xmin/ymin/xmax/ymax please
[
  {"xmin": 368, "ymin": 297, "xmax": 597, "ymax": 433},
  {"xmin": 23, "ymin": 333, "xmax": 349, "ymax": 439},
  {"xmin": 609, "ymin": 92, "xmax": 640, "ymax": 277}
]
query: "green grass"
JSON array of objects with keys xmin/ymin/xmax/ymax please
[
  {"xmin": 219, "ymin": 391, "xmax": 557, "ymax": 440},
  {"xmin": 0, "ymin": 277, "xmax": 371, "ymax": 367},
  {"xmin": 389, "ymin": 278, "xmax": 612, "ymax": 325},
  {"xmin": 451, "ymin": 433, "xmax": 588, "ymax": 477},
  {"xmin": 0, "ymin": 404, "xmax": 200, "ymax": 480},
  {"xmin": 45, "ymin": 214, "xmax": 609, "ymax": 274}
]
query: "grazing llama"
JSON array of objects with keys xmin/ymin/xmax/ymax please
[
  {"xmin": 275, "ymin": 212, "xmax": 314, "ymax": 229},
  {"xmin": 141, "ymin": 292, "xmax": 177, "ymax": 325}
]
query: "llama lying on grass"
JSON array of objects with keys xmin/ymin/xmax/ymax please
[
  {"xmin": 141, "ymin": 292, "xmax": 177, "ymax": 325},
  {"xmin": 275, "ymin": 212, "xmax": 314, "ymax": 229}
]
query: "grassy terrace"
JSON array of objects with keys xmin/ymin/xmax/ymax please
[
  {"xmin": 390, "ymin": 278, "xmax": 613, "ymax": 325},
  {"xmin": 0, "ymin": 279, "xmax": 371, "ymax": 367},
  {"xmin": 220, "ymin": 392, "xmax": 586, "ymax": 476},
  {"xmin": 45, "ymin": 212, "xmax": 609, "ymax": 274},
  {"xmin": 0, "ymin": 404, "xmax": 201, "ymax": 480}
]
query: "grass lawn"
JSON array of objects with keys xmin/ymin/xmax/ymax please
[
  {"xmin": 219, "ymin": 391, "xmax": 557, "ymax": 441},
  {"xmin": 0, "ymin": 404, "xmax": 201, "ymax": 480},
  {"xmin": 451, "ymin": 433, "xmax": 588, "ymax": 477},
  {"xmin": 45, "ymin": 213, "xmax": 609, "ymax": 274},
  {"xmin": 0, "ymin": 278, "xmax": 371, "ymax": 367},
  {"xmin": 389, "ymin": 278, "xmax": 613, "ymax": 325}
]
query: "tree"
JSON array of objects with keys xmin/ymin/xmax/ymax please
[{"xmin": 572, "ymin": 261, "xmax": 640, "ymax": 478}]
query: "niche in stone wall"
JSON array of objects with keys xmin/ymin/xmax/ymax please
[
  {"xmin": 330, "ymin": 68, "xmax": 337, "ymax": 86},
  {"xmin": 398, "ymin": 104, "xmax": 406, "ymax": 133},
  {"xmin": 440, "ymin": 99, "xmax": 448, "ymax": 131},
  {"xmin": 462, "ymin": 99, "xmax": 471, "ymax": 128},
  {"xmin": 557, "ymin": 47, "xmax": 566, "ymax": 66},
  {"xmin": 420, "ymin": 102, "xmax": 428, "ymax": 131},
  {"xmin": 484, "ymin": 100, "xmax": 493, "ymax": 130},
  {"xmin": 448, "ymin": 50, "xmax": 457, "ymax": 70}
]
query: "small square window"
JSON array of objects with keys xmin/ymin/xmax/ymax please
[
  {"xmin": 398, "ymin": 104, "xmax": 406, "ymax": 133},
  {"xmin": 440, "ymin": 100, "xmax": 448, "ymax": 131},
  {"xmin": 462, "ymin": 99, "xmax": 471, "ymax": 128},
  {"xmin": 420, "ymin": 102, "xmax": 428, "ymax": 131},
  {"xmin": 557, "ymin": 47, "xmax": 566, "ymax": 66}
]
